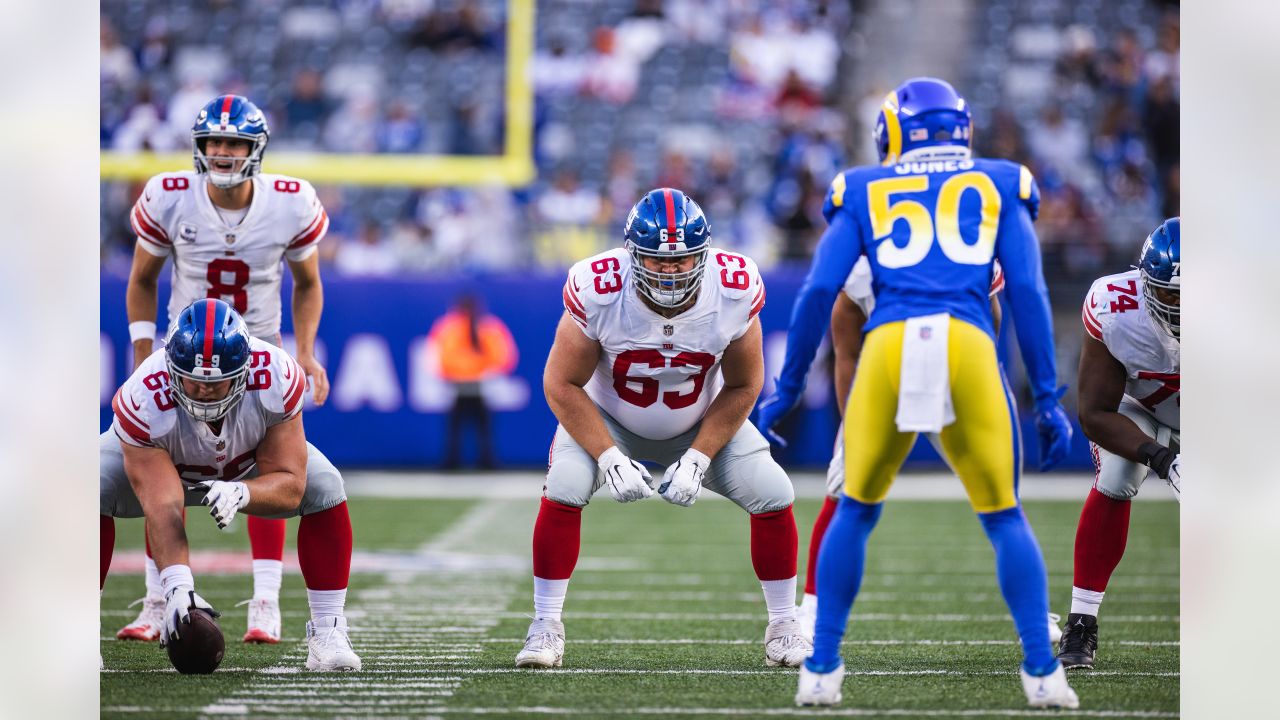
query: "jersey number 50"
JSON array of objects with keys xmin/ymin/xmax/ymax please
[{"xmin": 867, "ymin": 171, "xmax": 1001, "ymax": 269}]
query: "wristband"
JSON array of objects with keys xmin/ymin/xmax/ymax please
[
  {"xmin": 1138, "ymin": 441, "xmax": 1175, "ymax": 479},
  {"xmin": 129, "ymin": 321, "xmax": 157, "ymax": 344},
  {"xmin": 159, "ymin": 563, "xmax": 195, "ymax": 597}
]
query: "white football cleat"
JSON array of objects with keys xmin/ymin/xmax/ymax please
[
  {"xmin": 797, "ymin": 593, "xmax": 817, "ymax": 643},
  {"xmin": 515, "ymin": 617, "xmax": 565, "ymax": 668},
  {"xmin": 1021, "ymin": 663, "xmax": 1080, "ymax": 709},
  {"xmin": 241, "ymin": 598, "xmax": 281, "ymax": 644},
  {"xmin": 1047, "ymin": 612, "xmax": 1063, "ymax": 645},
  {"xmin": 116, "ymin": 596, "xmax": 165, "ymax": 641},
  {"xmin": 795, "ymin": 662, "xmax": 845, "ymax": 706},
  {"xmin": 764, "ymin": 618, "xmax": 812, "ymax": 667},
  {"xmin": 306, "ymin": 617, "xmax": 361, "ymax": 671}
]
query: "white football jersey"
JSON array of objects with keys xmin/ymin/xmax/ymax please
[
  {"xmin": 110, "ymin": 337, "xmax": 307, "ymax": 483},
  {"xmin": 843, "ymin": 258, "xmax": 1005, "ymax": 316},
  {"xmin": 563, "ymin": 248, "xmax": 765, "ymax": 440},
  {"xmin": 1082, "ymin": 269, "xmax": 1180, "ymax": 429},
  {"xmin": 130, "ymin": 171, "xmax": 329, "ymax": 338}
]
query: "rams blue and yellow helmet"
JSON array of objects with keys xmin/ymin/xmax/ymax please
[{"xmin": 873, "ymin": 77, "xmax": 972, "ymax": 166}]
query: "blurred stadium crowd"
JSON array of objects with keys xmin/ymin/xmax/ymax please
[{"xmin": 100, "ymin": 0, "xmax": 1178, "ymax": 296}]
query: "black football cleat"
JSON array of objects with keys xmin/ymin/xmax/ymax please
[{"xmin": 1056, "ymin": 613, "xmax": 1098, "ymax": 669}]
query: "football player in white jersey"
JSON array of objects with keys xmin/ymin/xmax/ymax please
[
  {"xmin": 100, "ymin": 299, "xmax": 359, "ymax": 671},
  {"xmin": 515, "ymin": 189, "xmax": 810, "ymax": 669},
  {"xmin": 1057, "ymin": 218, "xmax": 1180, "ymax": 669},
  {"xmin": 118, "ymin": 95, "xmax": 330, "ymax": 645}
]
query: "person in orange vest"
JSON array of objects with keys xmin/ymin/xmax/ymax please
[{"xmin": 427, "ymin": 293, "xmax": 519, "ymax": 469}]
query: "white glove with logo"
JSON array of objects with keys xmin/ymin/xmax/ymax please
[
  {"xmin": 1167, "ymin": 454, "xmax": 1180, "ymax": 502},
  {"xmin": 160, "ymin": 586, "xmax": 220, "ymax": 647},
  {"xmin": 598, "ymin": 446, "xmax": 653, "ymax": 503},
  {"xmin": 200, "ymin": 480, "xmax": 250, "ymax": 529},
  {"xmin": 660, "ymin": 448, "xmax": 709, "ymax": 507}
]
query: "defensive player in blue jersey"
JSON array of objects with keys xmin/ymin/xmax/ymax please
[{"xmin": 756, "ymin": 78, "xmax": 1078, "ymax": 709}]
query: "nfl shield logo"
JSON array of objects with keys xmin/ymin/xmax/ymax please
[
  {"xmin": 225, "ymin": 233, "xmax": 236, "ymax": 245},
  {"xmin": 663, "ymin": 324, "xmax": 674, "ymax": 336}
]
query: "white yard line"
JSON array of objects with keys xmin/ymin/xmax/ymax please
[
  {"xmin": 108, "ymin": 705, "xmax": 1180, "ymax": 718},
  {"xmin": 343, "ymin": 471, "xmax": 1175, "ymax": 503},
  {"xmin": 197, "ymin": 499, "xmax": 534, "ymax": 720}
]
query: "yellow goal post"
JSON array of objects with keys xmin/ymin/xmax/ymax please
[{"xmin": 100, "ymin": 0, "xmax": 536, "ymax": 188}]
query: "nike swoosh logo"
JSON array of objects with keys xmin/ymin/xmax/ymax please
[
  {"xmin": 145, "ymin": 193, "xmax": 152, "ymax": 202},
  {"xmin": 283, "ymin": 363, "xmax": 293, "ymax": 380},
  {"xmin": 572, "ymin": 277, "xmax": 581, "ymax": 292},
  {"xmin": 1089, "ymin": 294, "xmax": 1098, "ymax": 309},
  {"xmin": 129, "ymin": 396, "xmax": 142, "ymax": 411}
]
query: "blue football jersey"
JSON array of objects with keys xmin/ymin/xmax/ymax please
[{"xmin": 822, "ymin": 157, "xmax": 1040, "ymax": 338}]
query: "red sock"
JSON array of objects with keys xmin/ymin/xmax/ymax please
[
  {"xmin": 750, "ymin": 505, "xmax": 799, "ymax": 581},
  {"xmin": 1073, "ymin": 487, "xmax": 1131, "ymax": 592},
  {"xmin": 101, "ymin": 515, "xmax": 115, "ymax": 589},
  {"xmin": 297, "ymin": 503, "xmax": 353, "ymax": 590},
  {"xmin": 247, "ymin": 516, "xmax": 287, "ymax": 561},
  {"xmin": 804, "ymin": 497, "xmax": 838, "ymax": 595},
  {"xmin": 532, "ymin": 497, "xmax": 582, "ymax": 580}
]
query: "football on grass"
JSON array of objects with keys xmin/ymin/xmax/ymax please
[{"xmin": 166, "ymin": 609, "xmax": 225, "ymax": 674}]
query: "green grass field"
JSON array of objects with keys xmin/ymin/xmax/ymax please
[{"xmin": 101, "ymin": 488, "xmax": 1178, "ymax": 719}]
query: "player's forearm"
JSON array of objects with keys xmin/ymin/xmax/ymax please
[
  {"xmin": 244, "ymin": 470, "xmax": 306, "ymax": 514},
  {"xmin": 1079, "ymin": 410, "xmax": 1159, "ymax": 464},
  {"xmin": 691, "ymin": 384, "xmax": 757, "ymax": 457},
  {"xmin": 291, "ymin": 282, "xmax": 324, "ymax": 358},
  {"xmin": 546, "ymin": 382, "xmax": 614, "ymax": 459},
  {"xmin": 126, "ymin": 280, "xmax": 160, "ymax": 367},
  {"xmin": 832, "ymin": 356, "xmax": 855, "ymax": 417},
  {"xmin": 143, "ymin": 503, "xmax": 190, "ymax": 570}
]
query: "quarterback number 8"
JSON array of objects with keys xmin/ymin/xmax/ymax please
[{"xmin": 867, "ymin": 171, "xmax": 1002, "ymax": 269}]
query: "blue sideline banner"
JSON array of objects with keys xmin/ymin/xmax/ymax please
[{"xmin": 100, "ymin": 273, "xmax": 1093, "ymax": 470}]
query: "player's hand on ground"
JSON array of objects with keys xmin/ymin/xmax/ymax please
[
  {"xmin": 598, "ymin": 446, "xmax": 653, "ymax": 503},
  {"xmin": 659, "ymin": 448, "xmax": 709, "ymax": 507},
  {"xmin": 755, "ymin": 384, "xmax": 799, "ymax": 448},
  {"xmin": 161, "ymin": 587, "xmax": 219, "ymax": 647},
  {"xmin": 297, "ymin": 355, "xmax": 329, "ymax": 406},
  {"xmin": 1033, "ymin": 390, "xmax": 1073, "ymax": 471},
  {"xmin": 200, "ymin": 480, "xmax": 250, "ymax": 529}
]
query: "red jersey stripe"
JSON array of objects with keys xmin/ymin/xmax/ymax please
[
  {"xmin": 562, "ymin": 288, "xmax": 587, "ymax": 323},
  {"xmin": 114, "ymin": 426, "xmax": 154, "ymax": 448},
  {"xmin": 112, "ymin": 393, "xmax": 152, "ymax": 445},
  {"xmin": 1081, "ymin": 306, "xmax": 1103, "ymax": 340},
  {"xmin": 113, "ymin": 389, "xmax": 151, "ymax": 429},
  {"xmin": 135, "ymin": 204, "xmax": 169, "ymax": 240},
  {"xmin": 131, "ymin": 206, "xmax": 170, "ymax": 245},
  {"xmin": 287, "ymin": 210, "xmax": 329, "ymax": 250},
  {"xmin": 283, "ymin": 364, "xmax": 306, "ymax": 415},
  {"xmin": 562, "ymin": 282, "xmax": 586, "ymax": 315}
]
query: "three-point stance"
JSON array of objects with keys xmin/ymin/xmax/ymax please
[
  {"xmin": 516, "ymin": 189, "xmax": 809, "ymax": 669},
  {"xmin": 101, "ymin": 299, "xmax": 359, "ymax": 671},
  {"xmin": 757, "ymin": 78, "xmax": 1078, "ymax": 709},
  {"xmin": 118, "ymin": 94, "xmax": 331, "ymax": 644},
  {"xmin": 1058, "ymin": 218, "xmax": 1181, "ymax": 669}
]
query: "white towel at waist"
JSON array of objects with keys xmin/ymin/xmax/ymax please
[{"xmin": 895, "ymin": 313, "xmax": 955, "ymax": 433}]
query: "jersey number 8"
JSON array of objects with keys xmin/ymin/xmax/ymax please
[{"xmin": 867, "ymin": 171, "xmax": 1001, "ymax": 269}]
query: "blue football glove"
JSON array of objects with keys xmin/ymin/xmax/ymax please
[
  {"xmin": 1033, "ymin": 387, "xmax": 1073, "ymax": 472},
  {"xmin": 755, "ymin": 382, "xmax": 800, "ymax": 448}
]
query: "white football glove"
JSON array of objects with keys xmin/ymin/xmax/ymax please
[
  {"xmin": 660, "ymin": 448, "xmax": 709, "ymax": 507},
  {"xmin": 598, "ymin": 446, "xmax": 653, "ymax": 503},
  {"xmin": 200, "ymin": 480, "xmax": 250, "ymax": 529},
  {"xmin": 160, "ymin": 586, "xmax": 219, "ymax": 647},
  {"xmin": 1167, "ymin": 454, "xmax": 1181, "ymax": 503}
]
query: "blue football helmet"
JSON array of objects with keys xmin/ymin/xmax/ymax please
[
  {"xmin": 192, "ymin": 94, "xmax": 270, "ymax": 188},
  {"xmin": 873, "ymin": 77, "xmax": 972, "ymax": 165},
  {"xmin": 166, "ymin": 299, "xmax": 252, "ymax": 421},
  {"xmin": 623, "ymin": 188, "xmax": 712, "ymax": 308},
  {"xmin": 1138, "ymin": 217, "xmax": 1180, "ymax": 339}
]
